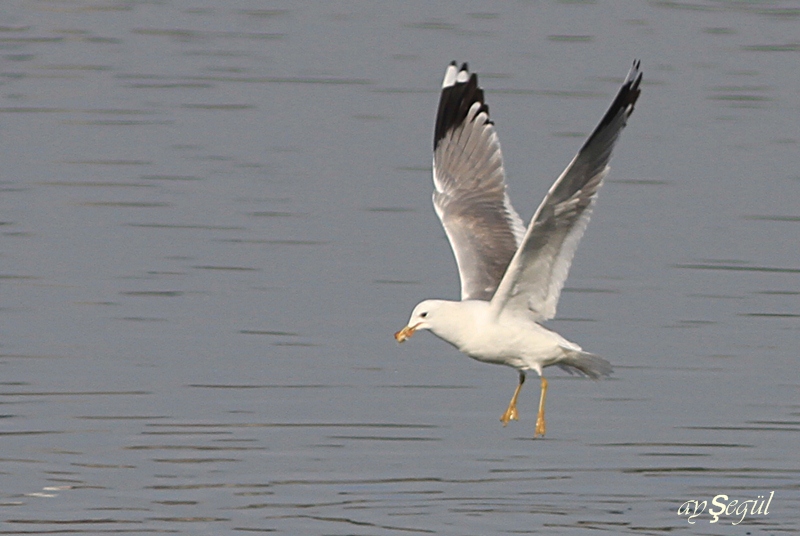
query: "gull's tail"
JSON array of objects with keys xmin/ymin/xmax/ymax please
[{"xmin": 556, "ymin": 349, "xmax": 612, "ymax": 379}]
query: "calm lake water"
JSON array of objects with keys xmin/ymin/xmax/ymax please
[{"xmin": 1, "ymin": 1, "xmax": 798, "ymax": 534}]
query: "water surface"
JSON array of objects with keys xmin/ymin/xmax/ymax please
[{"xmin": 1, "ymin": 1, "xmax": 798, "ymax": 534}]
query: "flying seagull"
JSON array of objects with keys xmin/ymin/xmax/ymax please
[{"xmin": 395, "ymin": 60, "xmax": 641, "ymax": 437}]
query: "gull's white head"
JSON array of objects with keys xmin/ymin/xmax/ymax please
[{"xmin": 394, "ymin": 299, "xmax": 447, "ymax": 343}]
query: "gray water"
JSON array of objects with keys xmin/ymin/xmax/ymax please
[{"xmin": 1, "ymin": 1, "xmax": 799, "ymax": 534}]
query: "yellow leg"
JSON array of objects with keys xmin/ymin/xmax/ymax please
[
  {"xmin": 534, "ymin": 376, "xmax": 548, "ymax": 438},
  {"xmin": 500, "ymin": 372, "xmax": 525, "ymax": 426}
]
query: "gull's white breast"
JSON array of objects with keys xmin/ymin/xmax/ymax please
[{"xmin": 428, "ymin": 301, "xmax": 574, "ymax": 371}]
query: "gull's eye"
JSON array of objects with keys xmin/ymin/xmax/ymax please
[{"xmin": 420, "ymin": 312, "xmax": 428, "ymax": 318}]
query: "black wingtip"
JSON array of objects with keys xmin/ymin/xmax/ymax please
[
  {"xmin": 625, "ymin": 59, "xmax": 643, "ymax": 114},
  {"xmin": 434, "ymin": 62, "xmax": 490, "ymax": 151},
  {"xmin": 598, "ymin": 60, "xmax": 642, "ymax": 131}
]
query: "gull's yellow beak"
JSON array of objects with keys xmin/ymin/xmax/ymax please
[{"xmin": 394, "ymin": 323, "xmax": 419, "ymax": 343}]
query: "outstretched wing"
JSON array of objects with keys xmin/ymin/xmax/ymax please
[
  {"xmin": 432, "ymin": 62, "xmax": 525, "ymax": 301},
  {"xmin": 490, "ymin": 60, "xmax": 642, "ymax": 320}
]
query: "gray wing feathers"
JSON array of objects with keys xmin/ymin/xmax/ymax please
[
  {"xmin": 490, "ymin": 61, "xmax": 642, "ymax": 320},
  {"xmin": 511, "ymin": 166, "xmax": 605, "ymax": 319},
  {"xmin": 433, "ymin": 63, "xmax": 525, "ymax": 301}
]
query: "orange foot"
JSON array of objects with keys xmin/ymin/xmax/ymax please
[{"xmin": 500, "ymin": 403, "xmax": 519, "ymax": 426}]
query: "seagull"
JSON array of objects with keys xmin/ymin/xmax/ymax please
[{"xmin": 395, "ymin": 61, "xmax": 641, "ymax": 437}]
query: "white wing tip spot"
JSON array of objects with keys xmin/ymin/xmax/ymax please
[{"xmin": 442, "ymin": 63, "xmax": 458, "ymax": 88}]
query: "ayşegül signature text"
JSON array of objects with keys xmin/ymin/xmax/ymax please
[{"xmin": 678, "ymin": 491, "xmax": 773, "ymax": 525}]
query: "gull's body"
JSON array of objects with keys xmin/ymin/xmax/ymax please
[
  {"xmin": 395, "ymin": 61, "xmax": 641, "ymax": 437},
  {"xmin": 411, "ymin": 300, "xmax": 583, "ymax": 372}
]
